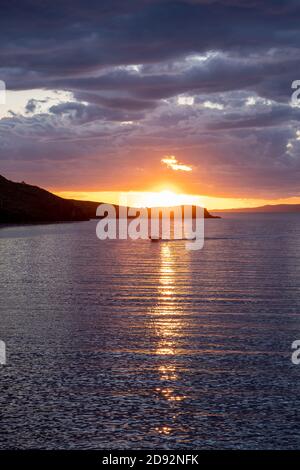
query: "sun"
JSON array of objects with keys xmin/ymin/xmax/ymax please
[
  {"xmin": 136, "ymin": 190, "xmax": 179, "ymax": 207},
  {"xmin": 136, "ymin": 190, "xmax": 201, "ymax": 208},
  {"xmin": 156, "ymin": 190, "xmax": 179, "ymax": 207}
]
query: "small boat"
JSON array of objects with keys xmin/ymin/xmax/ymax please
[{"xmin": 149, "ymin": 236, "xmax": 161, "ymax": 242}]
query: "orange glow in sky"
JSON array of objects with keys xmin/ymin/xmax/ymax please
[{"xmin": 54, "ymin": 189, "xmax": 300, "ymax": 211}]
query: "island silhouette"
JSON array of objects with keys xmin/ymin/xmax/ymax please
[{"xmin": 0, "ymin": 175, "xmax": 218, "ymax": 224}]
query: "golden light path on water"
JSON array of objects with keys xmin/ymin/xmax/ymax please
[{"xmin": 150, "ymin": 243, "xmax": 188, "ymax": 436}]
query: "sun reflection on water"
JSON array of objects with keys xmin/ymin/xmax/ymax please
[
  {"xmin": 153, "ymin": 244, "xmax": 183, "ymax": 356},
  {"xmin": 148, "ymin": 243, "xmax": 189, "ymax": 436}
]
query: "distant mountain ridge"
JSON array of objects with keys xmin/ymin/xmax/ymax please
[
  {"xmin": 0, "ymin": 175, "xmax": 217, "ymax": 224},
  {"xmin": 213, "ymin": 204, "xmax": 300, "ymax": 213},
  {"xmin": 71, "ymin": 199, "xmax": 219, "ymax": 220}
]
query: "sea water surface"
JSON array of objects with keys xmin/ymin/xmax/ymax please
[{"xmin": 0, "ymin": 213, "xmax": 300, "ymax": 449}]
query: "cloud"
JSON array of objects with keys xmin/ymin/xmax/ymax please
[
  {"xmin": 161, "ymin": 155, "xmax": 192, "ymax": 171},
  {"xmin": 0, "ymin": 0, "xmax": 300, "ymax": 198}
]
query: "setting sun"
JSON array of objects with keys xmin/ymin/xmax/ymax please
[{"xmin": 133, "ymin": 190, "xmax": 202, "ymax": 208}]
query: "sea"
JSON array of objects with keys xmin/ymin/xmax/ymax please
[{"xmin": 0, "ymin": 213, "xmax": 300, "ymax": 449}]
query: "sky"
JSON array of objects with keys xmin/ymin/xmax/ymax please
[{"xmin": 0, "ymin": 0, "xmax": 300, "ymax": 209}]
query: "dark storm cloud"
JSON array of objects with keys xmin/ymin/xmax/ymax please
[
  {"xmin": 73, "ymin": 92, "xmax": 158, "ymax": 112},
  {"xmin": 209, "ymin": 105, "xmax": 300, "ymax": 130},
  {"xmin": 1, "ymin": 0, "xmax": 299, "ymax": 106},
  {"xmin": 1, "ymin": 0, "xmax": 300, "ymax": 85},
  {"xmin": 51, "ymin": 54, "xmax": 298, "ymax": 105},
  {"xmin": 0, "ymin": 0, "xmax": 300, "ymax": 197},
  {"xmin": 49, "ymin": 101, "xmax": 146, "ymax": 123}
]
